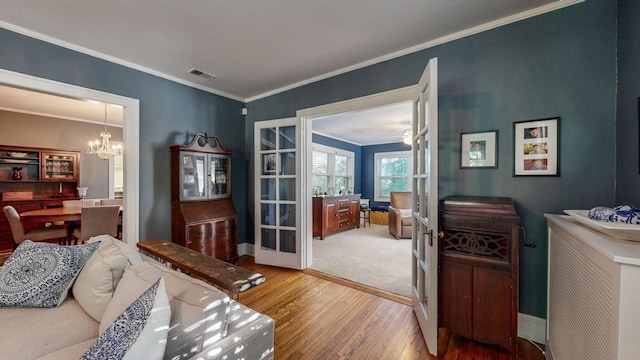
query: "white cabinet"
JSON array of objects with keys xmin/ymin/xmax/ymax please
[{"xmin": 545, "ymin": 214, "xmax": 640, "ymax": 360}]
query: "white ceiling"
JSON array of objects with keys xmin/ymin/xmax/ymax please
[{"xmin": 0, "ymin": 0, "xmax": 576, "ymax": 145}]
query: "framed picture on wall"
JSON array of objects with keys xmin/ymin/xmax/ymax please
[
  {"xmin": 513, "ymin": 117, "xmax": 559, "ymax": 176},
  {"xmin": 460, "ymin": 130, "xmax": 498, "ymax": 168}
]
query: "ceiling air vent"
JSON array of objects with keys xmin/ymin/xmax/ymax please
[{"xmin": 188, "ymin": 68, "xmax": 216, "ymax": 81}]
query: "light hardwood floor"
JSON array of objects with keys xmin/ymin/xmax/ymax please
[{"xmin": 238, "ymin": 257, "xmax": 546, "ymax": 360}]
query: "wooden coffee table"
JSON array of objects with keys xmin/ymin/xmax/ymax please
[{"xmin": 137, "ymin": 239, "xmax": 264, "ymax": 299}]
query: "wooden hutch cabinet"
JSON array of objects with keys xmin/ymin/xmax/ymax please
[
  {"xmin": 0, "ymin": 145, "xmax": 80, "ymax": 253},
  {"xmin": 171, "ymin": 134, "xmax": 237, "ymax": 263},
  {"xmin": 438, "ymin": 196, "xmax": 520, "ymax": 358},
  {"xmin": 312, "ymin": 194, "xmax": 361, "ymax": 239}
]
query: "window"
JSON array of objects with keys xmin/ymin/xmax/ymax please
[
  {"xmin": 374, "ymin": 151, "xmax": 412, "ymax": 202},
  {"xmin": 312, "ymin": 144, "xmax": 354, "ymax": 195}
]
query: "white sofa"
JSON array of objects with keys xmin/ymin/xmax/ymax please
[{"xmin": 0, "ymin": 235, "xmax": 274, "ymax": 360}]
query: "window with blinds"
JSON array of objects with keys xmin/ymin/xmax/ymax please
[{"xmin": 312, "ymin": 144, "xmax": 354, "ymax": 195}]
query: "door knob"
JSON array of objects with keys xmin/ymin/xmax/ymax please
[{"xmin": 438, "ymin": 231, "xmax": 444, "ymax": 238}]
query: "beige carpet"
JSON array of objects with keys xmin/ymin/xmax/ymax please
[{"xmin": 310, "ymin": 224, "xmax": 412, "ymax": 298}]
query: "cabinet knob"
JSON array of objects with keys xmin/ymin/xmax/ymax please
[{"xmin": 438, "ymin": 231, "xmax": 444, "ymax": 238}]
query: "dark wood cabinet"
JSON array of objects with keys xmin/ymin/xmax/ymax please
[
  {"xmin": 312, "ymin": 194, "xmax": 361, "ymax": 239},
  {"xmin": 438, "ymin": 196, "xmax": 520, "ymax": 358},
  {"xmin": 0, "ymin": 145, "xmax": 80, "ymax": 253},
  {"xmin": 171, "ymin": 134, "xmax": 237, "ymax": 263}
]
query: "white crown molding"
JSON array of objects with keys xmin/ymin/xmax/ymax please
[
  {"xmin": 0, "ymin": 21, "xmax": 245, "ymax": 103},
  {"xmin": 1, "ymin": 0, "xmax": 583, "ymax": 104},
  {"xmin": 246, "ymin": 0, "xmax": 584, "ymax": 102}
]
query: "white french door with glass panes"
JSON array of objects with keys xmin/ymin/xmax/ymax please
[
  {"xmin": 254, "ymin": 117, "xmax": 306, "ymax": 269},
  {"xmin": 412, "ymin": 57, "xmax": 438, "ymax": 355}
]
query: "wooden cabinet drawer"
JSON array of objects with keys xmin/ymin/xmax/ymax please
[
  {"xmin": 337, "ymin": 199, "xmax": 350, "ymax": 209},
  {"xmin": 5, "ymin": 202, "xmax": 41, "ymax": 213}
]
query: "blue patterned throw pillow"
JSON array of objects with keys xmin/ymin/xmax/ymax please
[
  {"xmin": 81, "ymin": 278, "xmax": 170, "ymax": 360},
  {"xmin": 0, "ymin": 240, "xmax": 100, "ymax": 308}
]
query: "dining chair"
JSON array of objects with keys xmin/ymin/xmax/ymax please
[
  {"xmin": 63, "ymin": 199, "xmax": 97, "ymax": 207},
  {"xmin": 62, "ymin": 199, "xmax": 95, "ymax": 243},
  {"xmin": 3, "ymin": 205, "xmax": 68, "ymax": 249},
  {"xmin": 72, "ymin": 205, "xmax": 120, "ymax": 244},
  {"xmin": 100, "ymin": 199, "xmax": 123, "ymax": 238},
  {"xmin": 99, "ymin": 198, "xmax": 123, "ymax": 206}
]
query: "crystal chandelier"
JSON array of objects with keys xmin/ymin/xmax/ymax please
[{"xmin": 88, "ymin": 105, "xmax": 122, "ymax": 160}]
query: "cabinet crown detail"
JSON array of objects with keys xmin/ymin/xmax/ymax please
[{"xmin": 174, "ymin": 133, "xmax": 230, "ymax": 154}]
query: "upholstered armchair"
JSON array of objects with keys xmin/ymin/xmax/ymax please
[{"xmin": 388, "ymin": 191, "xmax": 412, "ymax": 239}]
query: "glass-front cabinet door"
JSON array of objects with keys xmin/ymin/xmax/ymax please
[
  {"xmin": 41, "ymin": 151, "xmax": 79, "ymax": 181},
  {"xmin": 179, "ymin": 151, "xmax": 206, "ymax": 200},
  {"xmin": 209, "ymin": 155, "xmax": 230, "ymax": 198},
  {"xmin": 179, "ymin": 151, "xmax": 231, "ymax": 201}
]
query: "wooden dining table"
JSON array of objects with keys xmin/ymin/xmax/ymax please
[
  {"xmin": 20, "ymin": 206, "xmax": 123, "ymax": 223},
  {"xmin": 20, "ymin": 206, "xmax": 83, "ymax": 223},
  {"xmin": 20, "ymin": 206, "xmax": 123, "ymax": 244}
]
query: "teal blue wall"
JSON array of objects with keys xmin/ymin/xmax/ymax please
[
  {"xmin": 1, "ymin": 0, "xmax": 633, "ymax": 321},
  {"xmin": 247, "ymin": 0, "xmax": 618, "ymax": 318},
  {"xmin": 616, "ymin": 0, "xmax": 640, "ymax": 204},
  {"xmin": 0, "ymin": 28, "xmax": 248, "ymax": 245}
]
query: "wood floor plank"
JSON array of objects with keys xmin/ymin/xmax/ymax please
[{"xmin": 237, "ymin": 257, "xmax": 545, "ymax": 360}]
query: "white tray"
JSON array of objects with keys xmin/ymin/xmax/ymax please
[{"xmin": 564, "ymin": 209, "xmax": 640, "ymax": 241}]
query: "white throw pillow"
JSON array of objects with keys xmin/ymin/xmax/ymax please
[
  {"xmin": 80, "ymin": 278, "xmax": 170, "ymax": 360},
  {"xmin": 0, "ymin": 240, "xmax": 100, "ymax": 308},
  {"xmin": 73, "ymin": 235, "xmax": 142, "ymax": 321},
  {"xmin": 101, "ymin": 261, "xmax": 231, "ymax": 359}
]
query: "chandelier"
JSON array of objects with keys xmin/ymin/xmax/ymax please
[{"xmin": 88, "ymin": 105, "xmax": 122, "ymax": 160}]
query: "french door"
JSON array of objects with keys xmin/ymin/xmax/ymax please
[
  {"xmin": 254, "ymin": 117, "xmax": 306, "ymax": 269},
  {"xmin": 411, "ymin": 57, "xmax": 439, "ymax": 355}
]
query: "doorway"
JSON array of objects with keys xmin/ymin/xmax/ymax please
[
  {"xmin": 297, "ymin": 86, "xmax": 415, "ymax": 296},
  {"xmin": 0, "ymin": 69, "xmax": 140, "ymax": 245}
]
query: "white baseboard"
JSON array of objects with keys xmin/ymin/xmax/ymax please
[
  {"xmin": 518, "ymin": 312, "xmax": 546, "ymax": 344},
  {"xmin": 238, "ymin": 241, "xmax": 547, "ymax": 345},
  {"xmin": 239, "ymin": 243, "xmax": 255, "ymax": 257}
]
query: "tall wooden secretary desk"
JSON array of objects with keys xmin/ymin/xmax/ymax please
[{"xmin": 170, "ymin": 133, "xmax": 238, "ymax": 263}]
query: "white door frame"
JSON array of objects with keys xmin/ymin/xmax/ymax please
[
  {"xmin": 297, "ymin": 85, "xmax": 415, "ymax": 267},
  {"xmin": 0, "ymin": 69, "xmax": 140, "ymax": 245}
]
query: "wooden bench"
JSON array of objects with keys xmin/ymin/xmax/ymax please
[{"xmin": 137, "ymin": 239, "xmax": 264, "ymax": 299}]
